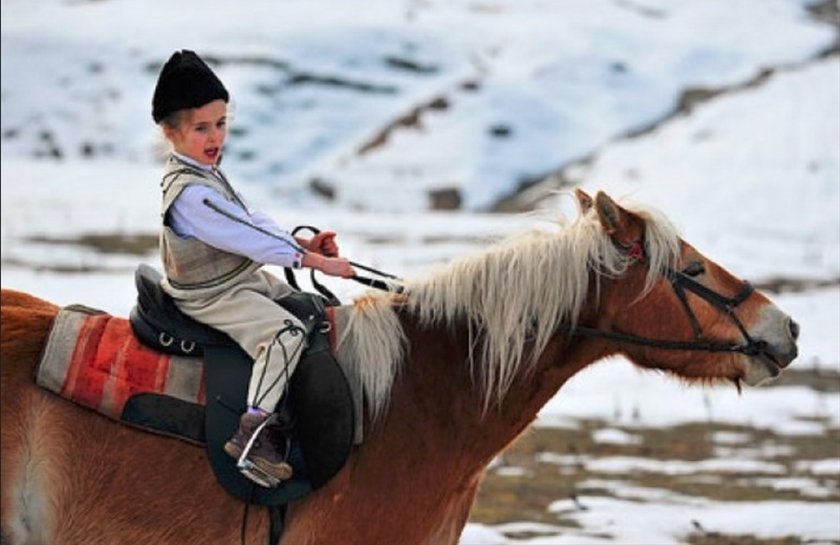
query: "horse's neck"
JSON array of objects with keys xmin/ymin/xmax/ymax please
[
  {"xmin": 381, "ymin": 314, "xmax": 602, "ymax": 475},
  {"xmin": 334, "ymin": 313, "xmax": 604, "ymax": 543}
]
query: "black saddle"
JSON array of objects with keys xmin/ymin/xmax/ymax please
[{"xmin": 128, "ymin": 264, "xmax": 355, "ymax": 508}]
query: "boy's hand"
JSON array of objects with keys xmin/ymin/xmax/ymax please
[
  {"xmin": 309, "ymin": 231, "xmax": 339, "ymax": 257},
  {"xmin": 321, "ymin": 256, "xmax": 355, "ymax": 278},
  {"xmin": 302, "ymin": 253, "xmax": 355, "ymax": 278}
]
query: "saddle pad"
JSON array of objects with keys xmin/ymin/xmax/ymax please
[{"xmin": 36, "ymin": 304, "xmax": 205, "ymax": 420}]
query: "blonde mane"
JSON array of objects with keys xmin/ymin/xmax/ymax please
[{"xmin": 335, "ymin": 203, "xmax": 681, "ymax": 420}]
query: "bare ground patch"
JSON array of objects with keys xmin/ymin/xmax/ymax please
[
  {"xmin": 24, "ymin": 232, "xmax": 158, "ymax": 255},
  {"xmin": 471, "ymin": 367, "xmax": 840, "ymax": 540}
]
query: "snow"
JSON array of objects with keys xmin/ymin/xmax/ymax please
[
  {"xmin": 465, "ymin": 497, "xmax": 840, "ymax": 545},
  {"xmin": 1, "ymin": 1, "xmax": 838, "ymax": 543},
  {"xmin": 592, "ymin": 428, "xmax": 644, "ymax": 446}
]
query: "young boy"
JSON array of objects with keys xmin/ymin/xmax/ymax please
[{"xmin": 151, "ymin": 50, "xmax": 355, "ymax": 486}]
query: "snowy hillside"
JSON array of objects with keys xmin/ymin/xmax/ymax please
[{"xmin": 2, "ymin": 1, "xmax": 838, "ymax": 544}]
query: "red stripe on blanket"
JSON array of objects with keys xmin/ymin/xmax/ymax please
[
  {"xmin": 61, "ymin": 314, "xmax": 181, "ymax": 419},
  {"xmin": 62, "ymin": 313, "xmax": 110, "ymax": 410}
]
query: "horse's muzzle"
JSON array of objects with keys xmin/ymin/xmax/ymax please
[
  {"xmin": 771, "ymin": 316, "xmax": 799, "ymax": 368},
  {"xmin": 743, "ymin": 310, "xmax": 799, "ymax": 386}
]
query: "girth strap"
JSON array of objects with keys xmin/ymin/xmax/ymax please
[
  {"xmin": 240, "ymin": 488, "xmax": 288, "ymax": 545},
  {"xmin": 268, "ymin": 505, "xmax": 286, "ymax": 545}
]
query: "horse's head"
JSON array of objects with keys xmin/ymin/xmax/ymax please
[{"xmin": 578, "ymin": 189, "xmax": 799, "ymax": 388}]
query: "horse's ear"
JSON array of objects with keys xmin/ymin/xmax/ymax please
[
  {"xmin": 595, "ymin": 191, "xmax": 640, "ymax": 243},
  {"xmin": 575, "ymin": 188, "xmax": 594, "ymax": 213}
]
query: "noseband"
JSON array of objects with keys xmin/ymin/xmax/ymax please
[{"xmin": 564, "ymin": 242, "xmax": 768, "ymax": 356}]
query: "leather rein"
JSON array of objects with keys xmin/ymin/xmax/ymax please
[
  {"xmin": 295, "ymin": 230, "xmax": 766, "ymax": 357},
  {"xmin": 560, "ymin": 241, "xmax": 768, "ymax": 356}
]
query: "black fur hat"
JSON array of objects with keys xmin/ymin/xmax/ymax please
[{"xmin": 152, "ymin": 50, "xmax": 229, "ymax": 123}]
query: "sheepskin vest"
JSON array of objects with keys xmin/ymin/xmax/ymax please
[{"xmin": 159, "ymin": 155, "xmax": 262, "ymax": 300}]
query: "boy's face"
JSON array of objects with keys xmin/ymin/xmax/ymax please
[{"xmin": 166, "ymin": 99, "xmax": 227, "ymax": 165}]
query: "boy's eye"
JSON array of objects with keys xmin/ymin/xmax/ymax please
[{"xmin": 683, "ymin": 261, "xmax": 705, "ymax": 277}]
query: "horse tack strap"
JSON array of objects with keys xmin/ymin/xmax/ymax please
[
  {"xmin": 565, "ymin": 326, "xmax": 760, "ymax": 353},
  {"xmin": 561, "ymin": 263, "xmax": 766, "ymax": 356},
  {"xmin": 241, "ymin": 500, "xmax": 286, "ymax": 545},
  {"xmin": 269, "ymin": 505, "xmax": 286, "ymax": 545}
]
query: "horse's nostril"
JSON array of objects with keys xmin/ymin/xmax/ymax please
[{"xmin": 788, "ymin": 318, "xmax": 800, "ymax": 340}]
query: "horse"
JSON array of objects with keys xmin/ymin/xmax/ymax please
[{"xmin": 0, "ymin": 190, "xmax": 799, "ymax": 545}]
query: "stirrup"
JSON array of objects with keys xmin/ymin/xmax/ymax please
[
  {"xmin": 236, "ymin": 415, "xmax": 293, "ymax": 488},
  {"xmin": 237, "ymin": 457, "xmax": 291, "ymax": 488}
]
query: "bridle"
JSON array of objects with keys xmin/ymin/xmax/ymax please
[{"xmin": 561, "ymin": 241, "xmax": 769, "ymax": 356}]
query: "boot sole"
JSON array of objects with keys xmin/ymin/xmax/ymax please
[{"xmin": 224, "ymin": 441, "xmax": 294, "ymax": 481}]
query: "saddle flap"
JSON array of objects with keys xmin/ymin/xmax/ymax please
[
  {"xmin": 202, "ymin": 330, "xmax": 354, "ymax": 503},
  {"xmin": 289, "ymin": 345, "xmax": 355, "ymax": 489},
  {"xmin": 203, "ymin": 344, "xmax": 313, "ymax": 506}
]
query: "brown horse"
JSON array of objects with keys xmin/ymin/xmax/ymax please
[{"xmin": 1, "ymin": 190, "xmax": 799, "ymax": 545}]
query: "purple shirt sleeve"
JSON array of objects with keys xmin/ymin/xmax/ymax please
[{"xmin": 167, "ymin": 184, "xmax": 306, "ymax": 269}]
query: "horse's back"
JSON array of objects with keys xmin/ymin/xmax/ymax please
[
  {"xmin": 1, "ymin": 289, "xmax": 59, "ymax": 381},
  {"xmin": 1, "ymin": 289, "xmax": 60, "ymax": 313}
]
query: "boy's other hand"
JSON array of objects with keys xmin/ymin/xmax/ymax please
[{"xmin": 309, "ymin": 231, "xmax": 339, "ymax": 257}]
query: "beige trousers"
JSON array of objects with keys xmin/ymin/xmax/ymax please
[{"xmin": 174, "ymin": 270, "xmax": 306, "ymax": 413}]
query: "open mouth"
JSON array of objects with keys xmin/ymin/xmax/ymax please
[{"xmin": 204, "ymin": 148, "xmax": 220, "ymax": 161}]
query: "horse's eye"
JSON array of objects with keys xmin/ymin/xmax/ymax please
[{"xmin": 683, "ymin": 261, "xmax": 705, "ymax": 277}]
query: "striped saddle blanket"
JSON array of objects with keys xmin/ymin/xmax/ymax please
[{"xmin": 36, "ymin": 304, "xmax": 206, "ymax": 427}]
